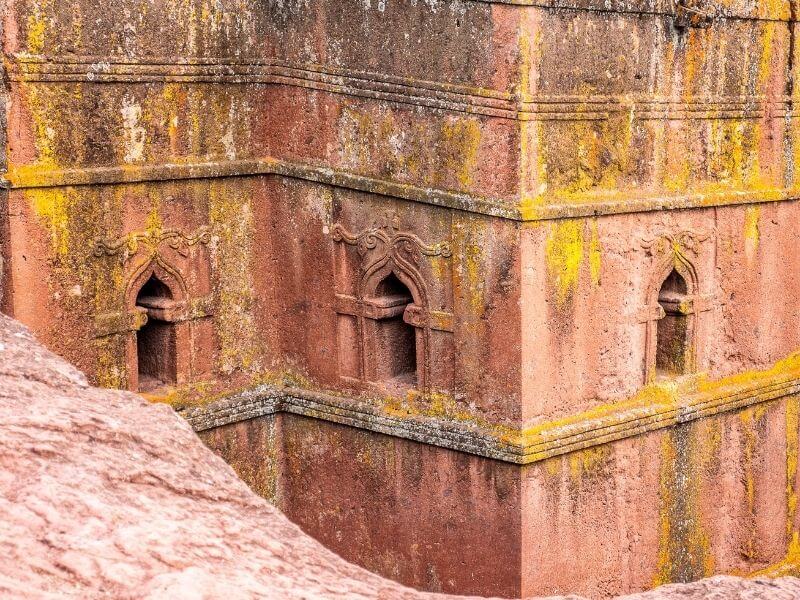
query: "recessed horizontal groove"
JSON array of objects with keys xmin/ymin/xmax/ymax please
[{"xmin": 8, "ymin": 55, "xmax": 795, "ymax": 122}]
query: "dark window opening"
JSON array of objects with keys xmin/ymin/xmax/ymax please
[
  {"xmin": 656, "ymin": 269, "xmax": 690, "ymax": 377},
  {"xmin": 137, "ymin": 275, "xmax": 173, "ymax": 301},
  {"xmin": 136, "ymin": 275, "xmax": 177, "ymax": 392},
  {"xmin": 373, "ymin": 273, "xmax": 417, "ymax": 387}
]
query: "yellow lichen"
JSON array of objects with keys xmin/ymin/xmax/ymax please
[
  {"xmin": 442, "ymin": 117, "xmax": 481, "ymax": 190},
  {"xmin": 751, "ymin": 532, "xmax": 800, "ymax": 577},
  {"xmin": 568, "ymin": 445, "xmax": 608, "ymax": 480},
  {"xmin": 744, "ymin": 205, "xmax": 761, "ymax": 263},
  {"xmin": 461, "ymin": 232, "xmax": 486, "ymax": 314},
  {"xmin": 26, "ymin": 1, "xmax": 51, "ymax": 54},
  {"xmin": 740, "ymin": 407, "xmax": 761, "ymax": 559},
  {"xmin": 208, "ymin": 180, "xmax": 263, "ymax": 375},
  {"xmin": 787, "ymin": 399, "xmax": 799, "ymax": 543},
  {"xmin": 654, "ymin": 425, "xmax": 713, "ymax": 586},
  {"xmin": 25, "ymin": 187, "xmax": 74, "ymax": 257},
  {"xmin": 545, "ymin": 219, "xmax": 584, "ymax": 304},
  {"xmin": 588, "ymin": 218, "xmax": 602, "ymax": 286}
]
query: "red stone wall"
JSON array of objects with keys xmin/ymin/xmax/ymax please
[
  {"xmin": 521, "ymin": 204, "xmax": 800, "ymax": 423},
  {"xmin": 4, "ymin": 312, "xmax": 800, "ymax": 598},
  {"xmin": 280, "ymin": 415, "xmax": 522, "ymax": 597},
  {"xmin": 1, "ymin": 0, "xmax": 526, "ymax": 420},
  {"xmin": 201, "ymin": 413, "xmax": 524, "ymax": 597},
  {"xmin": 5, "ymin": 1, "xmax": 800, "ymax": 599},
  {"xmin": 199, "ymin": 394, "xmax": 800, "ymax": 598},
  {"xmin": 521, "ymin": 397, "xmax": 799, "ymax": 597}
]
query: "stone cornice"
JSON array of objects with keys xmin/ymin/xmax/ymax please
[
  {"xmin": 183, "ymin": 387, "xmax": 513, "ymax": 461},
  {"xmin": 182, "ymin": 359, "xmax": 800, "ymax": 464},
  {"xmin": 1, "ymin": 158, "xmax": 519, "ymax": 219},
  {"xmin": 7, "ymin": 55, "xmax": 793, "ymax": 122},
  {"xmin": 5, "ymin": 158, "xmax": 800, "ymax": 221}
]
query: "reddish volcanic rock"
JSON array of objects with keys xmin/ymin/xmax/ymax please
[
  {"xmin": 0, "ymin": 313, "xmax": 799, "ymax": 600},
  {"xmin": 0, "ymin": 315, "xmax": 448, "ymax": 599}
]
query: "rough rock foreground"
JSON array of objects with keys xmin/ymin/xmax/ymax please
[{"xmin": 1, "ymin": 314, "xmax": 799, "ymax": 600}]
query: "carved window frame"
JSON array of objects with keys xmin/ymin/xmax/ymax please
[
  {"xmin": 92, "ymin": 227, "xmax": 213, "ymax": 392},
  {"xmin": 332, "ymin": 218, "xmax": 454, "ymax": 394},
  {"xmin": 640, "ymin": 232, "xmax": 712, "ymax": 384},
  {"xmin": 125, "ymin": 257, "xmax": 190, "ymax": 392}
]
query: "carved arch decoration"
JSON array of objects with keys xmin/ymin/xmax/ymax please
[
  {"xmin": 124, "ymin": 254, "xmax": 187, "ymax": 308},
  {"xmin": 93, "ymin": 227, "xmax": 212, "ymax": 259},
  {"xmin": 93, "ymin": 226, "xmax": 211, "ymax": 324},
  {"xmin": 91, "ymin": 226, "xmax": 213, "ymax": 391},
  {"xmin": 332, "ymin": 215, "xmax": 453, "ymax": 392},
  {"xmin": 639, "ymin": 230, "xmax": 713, "ymax": 383},
  {"xmin": 642, "ymin": 232, "xmax": 702, "ymax": 297}
]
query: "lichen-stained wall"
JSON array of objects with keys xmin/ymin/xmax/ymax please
[
  {"xmin": 257, "ymin": 0, "xmax": 522, "ymax": 202},
  {"xmin": 520, "ymin": 203, "xmax": 800, "ymax": 423},
  {"xmin": 279, "ymin": 415, "xmax": 522, "ymax": 598},
  {"xmin": 515, "ymin": 2, "xmax": 800, "ymax": 424},
  {"xmin": 516, "ymin": 2, "xmax": 797, "ymax": 214},
  {"xmin": 200, "ymin": 413, "xmax": 525, "ymax": 598},
  {"xmin": 1, "ymin": 0, "xmax": 526, "ymax": 421},
  {"xmin": 6, "ymin": 0, "xmax": 800, "ymax": 411},
  {"xmin": 6, "ymin": 1, "xmax": 800, "ymax": 598},
  {"xmin": 198, "ymin": 413, "xmax": 283, "ymax": 506},
  {"xmin": 2, "ymin": 0, "xmax": 275, "ymax": 386},
  {"xmin": 196, "ymin": 390, "xmax": 800, "ymax": 598},
  {"xmin": 521, "ymin": 395, "xmax": 800, "ymax": 598}
]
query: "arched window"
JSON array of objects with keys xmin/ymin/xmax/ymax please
[
  {"xmin": 372, "ymin": 272, "xmax": 417, "ymax": 386},
  {"xmin": 656, "ymin": 269, "xmax": 691, "ymax": 377},
  {"xmin": 135, "ymin": 275, "xmax": 177, "ymax": 392}
]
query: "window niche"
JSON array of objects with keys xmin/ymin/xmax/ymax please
[
  {"xmin": 135, "ymin": 275, "xmax": 178, "ymax": 392},
  {"xmin": 331, "ymin": 219, "xmax": 456, "ymax": 395},
  {"xmin": 370, "ymin": 273, "xmax": 418, "ymax": 387},
  {"xmin": 654, "ymin": 269, "xmax": 693, "ymax": 378}
]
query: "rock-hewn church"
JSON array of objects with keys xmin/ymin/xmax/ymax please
[{"xmin": 2, "ymin": 0, "xmax": 799, "ymax": 597}]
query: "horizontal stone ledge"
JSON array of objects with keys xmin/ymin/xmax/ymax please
[
  {"xmin": 5, "ymin": 158, "xmax": 800, "ymax": 222},
  {"xmin": 181, "ymin": 357, "xmax": 800, "ymax": 465}
]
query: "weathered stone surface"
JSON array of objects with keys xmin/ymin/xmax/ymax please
[
  {"xmin": 620, "ymin": 577, "xmax": 800, "ymax": 599},
  {"xmin": 4, "ymin": 0, "xmax": 800, "ymax": 597},
  {"xmin": 2, "ymin": 314, "xmax": 800, "ymax": 599},
  {"xmin": 0, "ymin": 315, "xmax": 451, "ymax": 599}
]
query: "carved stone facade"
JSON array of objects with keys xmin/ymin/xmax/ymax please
[
  {"xmin": 638, "ymin": 232, "xmax": 714, "ymax": 382},
  {"xmin": 2, "ymin": 1, "xmax": 800, "ymax": 598}
]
